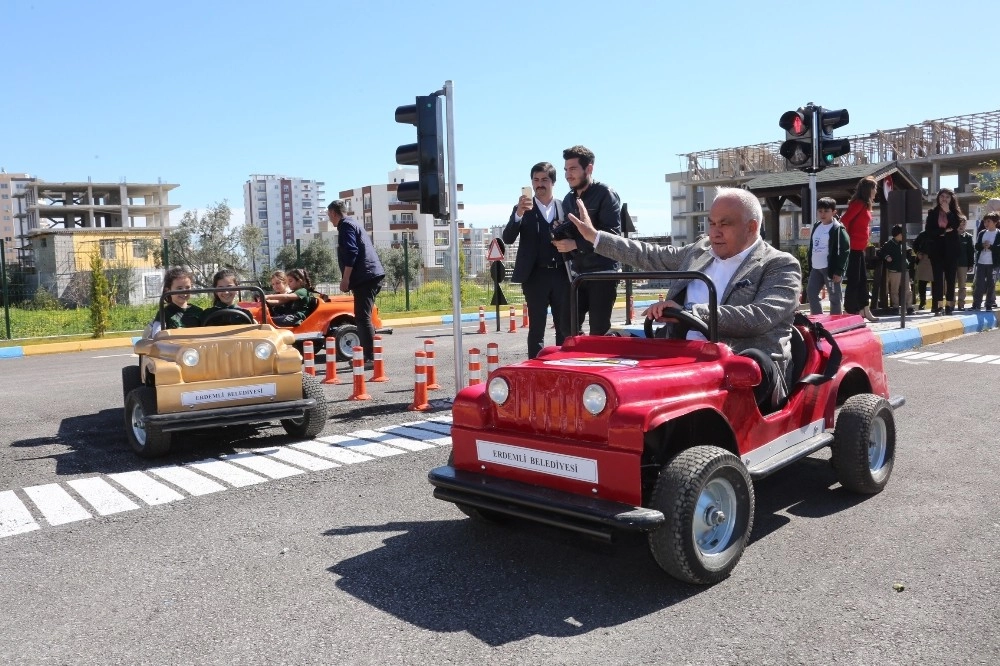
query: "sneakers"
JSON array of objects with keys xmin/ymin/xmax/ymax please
[{"xmin": 363, "ymin": 360, "xmax": 375, "ymax": 371}]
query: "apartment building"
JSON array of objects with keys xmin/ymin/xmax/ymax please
[
  {"xmin": 242, "ymin": 174, "xmax": 326, "ymax": 269},
  {"xmin": 0, "ymin": 171, "xmax": 35, "ymax": 266}
]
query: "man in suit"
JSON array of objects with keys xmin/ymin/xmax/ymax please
[
  {"xmin": 567, "ymin": 186, "xmax": 801, "ymax": 407},
  {"xmin": 502, "ymin": 162, "xmax": 570, "ymax": 359},
  {"xmin": 551, "ymin": 145, "xmax": 622, "ymax": 335}
]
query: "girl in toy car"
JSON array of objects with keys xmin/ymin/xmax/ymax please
[{"xmin": 200, "ymin": 269, "xmax": 256, "ymax": 326}]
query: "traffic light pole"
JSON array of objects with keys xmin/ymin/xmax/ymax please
[
  {"xmin": 809, "ymin": 106, "xmax": 819, "ymax": 236},
  {"xmin": 444, "ymin": 80, "xmax": 464, "ymax": 390}
]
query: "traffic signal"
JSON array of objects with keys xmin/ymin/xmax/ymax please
[
  {"xmin": 779, "ymin": 108, "xmax": 813, "ymax": 170},
  {"xmin": 816, "ymin": 108, "xmax": 850, "ymax": 170},
  {"xmin": 394, "ymin": 95, "xmax": 445, "ymax": 217}
]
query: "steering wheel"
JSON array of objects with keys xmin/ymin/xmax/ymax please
[
  {"xmin": 202, "ymin": 309, "xmax": 255, "ymax": 326},
  {"xmin": 643, "ymin": 306, "xmax": 711, "ymax": 340}
]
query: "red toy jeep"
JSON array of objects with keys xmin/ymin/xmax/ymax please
[{"xmin": 430, "ymin": 271, "xmax": 904, "ymax": 585}]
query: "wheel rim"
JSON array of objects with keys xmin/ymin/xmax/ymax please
[
  {"xmin": 339, "ymin": 332, "xmax": 360, "ymax": 357},
  {"xmin": 693, "ymin": 477, "xmax": 738, "ymax": 556},
  {"xmin": 868, "ymin": 414, "xmax": 888, "ymax": 473},
  {"xmin": 130, "ymin": 401, "xmax": 147, "ymax": 447}
]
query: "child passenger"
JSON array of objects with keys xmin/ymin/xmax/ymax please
[
  {"xmin": 266, "ymin": 268, "xmax": 319, "ymax": 326},
  {"xmin": 158, "ymin": 266, "xmax": 203, "ymax": 330},
  {"xmin": 201, "ymin": 269, "xmax": 255, "ymax": 325}
]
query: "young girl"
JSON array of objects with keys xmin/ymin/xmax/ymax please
[
  {"xmin": 266, "ymin": 268, "xmax": 325, "ymax": 326},
  {"xmin": 200, "ymin": 268, "xmax": 255, "ymax": 325},
  {"xmin": 159, "ymin": 266, "xmax": 203, "ymax": 329}
]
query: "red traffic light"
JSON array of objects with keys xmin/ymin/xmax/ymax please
[{"xmin": 779, "ymin": 110, "xmax": 809, "ymax": 137}]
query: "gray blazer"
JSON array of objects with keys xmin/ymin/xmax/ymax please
[{"xmin": 593, "ymin": 233, "xmax": 801, "ymax": 365}]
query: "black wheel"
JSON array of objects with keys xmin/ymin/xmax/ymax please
[
  {"xmin": 447, "ymin": 452, "xmax": 510, "ymax": 524},
  {"xmin": 333, "ymin": 325, "xmax": 360, "ymax": 362},
  {"xmin": 123, "ymin": 386, "xmax": 171, "ymax": 458},
  {"xmin": 648, "ymin": 446, "xmax": 755, "ymax": 585},
  {"xmin": 121, "ymin": 365, "xmax": 142, "ymax": 403},
  {"xmin": 281, "ymin": 374, "xmax": 329, "ymax": 438},
  {"xmin": 832, "ymin": 394, "xmax": 895, "ymax": 494}
]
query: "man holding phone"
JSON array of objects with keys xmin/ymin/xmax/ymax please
[
  {"xmin": 552, "ymin": 145, "xmax": 622, "ymax": 335},
  {"xmin": 502, "ymin": 161, "xmax": 571, "ymax": 359}
]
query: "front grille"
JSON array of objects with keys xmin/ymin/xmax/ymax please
[
  {"xmin": 498, "ymin": 371, "xmax": 592, "ymax": 438},
  {"xmin": 185, "ymin": 340, "xmax": 260, "ymax": 381}
]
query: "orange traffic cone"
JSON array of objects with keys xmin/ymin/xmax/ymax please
[
  {"xmin": 522, "ymin": 306, "xmax": 529, "ymax": 329},
  {"xmin": 477, "ymin": 305, "xmax": 487, "ymax": 334},
  {"xmin": 508, "ymin": 306, "xmax": 517, "ymax": 333},
  {"xmin": 468, "ymin": 348, "xmax": 482, "ymax": 386},
  {"xmin": 486, "ymin": 342, "xmax": 499, "ymax": 374},
  {"xmin": 302, "ymin": 341, "xmax": 316, "ymax": 377},
  {"xmin": 408, "ymin": 350, "xmax": 430, "ymax": 411},
  {"xmin": 369, "ymin": 335, "xmax": 389, "ymax": 382},
  {"xmin": 347, "ymin": 346, "xmax": 371, "ymax": 401},
  {"xmin": 424, "ymin": 339, "xmax": 440, "ymax": 390},
  {"xmin": 321, "ymin": 337, "xmax": 341, "ymax": 384}
]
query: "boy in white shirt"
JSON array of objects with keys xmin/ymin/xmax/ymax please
[{"xmin": 972, "ymin": 212, "xmax": 999, "ymax": 311}]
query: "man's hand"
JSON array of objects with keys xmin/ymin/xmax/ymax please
[
  {"xmin": 339, "ymin": 279, "xmax": 350, "ymax": 294},
  {"xmin": 568, "ymin": 199, "xmax": 598, "ymax": 243},
  {"xmin": 552, "ymin": 238, "xmax": 578, "ymax": 253},
  {"xmin": 833, "ymin": 275, "xmax": 842, "ymax": 283},
  {"xmin": 516, "ymin": 194, "xmax": 533, "ymax": 218},
  {"xmin": 643, "ymin": 299, "xmax": 684, "ymax": 322}
]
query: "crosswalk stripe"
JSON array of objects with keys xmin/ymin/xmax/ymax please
[
  {"xmin": 185, "ymin": 459, "xmax": 267, "ymax": 487},
  {"xmin": 968, "ymin": 354, "xmax": 1000, "ymax": 363},
  {"xmin": 23, "ymin": 484, "xmax": 92, "ymax": 526},
  {"xmin": 426, "ymin": 415, "xmax": 453, "ymax": 424},
  {"xmin": 889, "ymin": 351, "xmax": 921, "ymax": 359},
  {"xmin": 350, "ymin": 429, "xmax": 435, "ymax": 451},
  {"xmin": 67, "ymin": 478, "xmax": 140, "ymax": 515},
  {"xmin": 404, "ymin": 420, "xmax": 452, "ymax": 435},
  {"xmin": 922, "ymin": 353, "xmax": 959, "ymax": 361},
  {"xmin": 900, "ymin": 351, "xmax": 938, "ymax": 360},
  {"xmin": 255, "ymin": 446, "xmax": 339, "ymax": 471},
  {"xmin": 383, "ymin": 425, "xmax": 451, "ymax": 446},
  {"xmin": 149, "ymin": 466, "xmax": 227, "ymax": 496},
  {"xmin": 290, "ymin": 440, "xmax": 374, "ymax": 464},
  {"xmin": 108, "ymin": 471, "xmax": 185, "ymax": 505},
  {"xmin": 943, "ymin": 354, "xmax": 980, "ymax": 362},
  {"xmin": 317, "ymin": 434, "xmax": 406, "ymax": 457},
  {"xmin": 0, "ymin": 490, "xmax": 39, "ymax": 538},
  {"xmin": 220, "ymin": 452, "xmax": 305, "ymax": 479}
]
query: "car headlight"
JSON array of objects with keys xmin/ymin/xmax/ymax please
[
  {"xmin": 488, "ymin": 377, "xmax": 510, "ymax": 405},
  {"xmin": 181, "ymin": 348, "xmax": 200, "ymax": 367},
  {"xmin": 582, "ymin": 384, "xmax": 607, "ymax": 415},
  {"xmin": 254, "ymin": 343, "xmax": 273, "ymax": 360}
]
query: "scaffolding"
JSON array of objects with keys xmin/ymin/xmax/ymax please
[{"xmin": 683, "ymin": 109, "xmax": 1000, "ymax": 181}]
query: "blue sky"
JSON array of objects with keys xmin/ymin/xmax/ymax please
[{"xmin": 4, "ymin": 0, "xmax": 998, "ymax": 237}]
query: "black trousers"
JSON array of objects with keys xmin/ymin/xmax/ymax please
[
  {"xmin": 352, "ymin": 277, "xmax": 383, "ymax": 361},
  {"xmin": 929, "ymin": 250, "xmax": 957, "ymax": 308},
  {"xmin": 521, "ymin": 265, "xmax": 571, "ymax": 359},
  {"xmin": 575, "ymin": 278, "xmax": 619, "ymax": 336},
  {"xmin": 844, "ymin": 250, "xmax": 869, "ymax": 314}
]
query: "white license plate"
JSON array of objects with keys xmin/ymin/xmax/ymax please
[
  {"xmin": 181, "ymin": 383, "xmax": 277, "ymax": 407},
  {"xmin": 475, "ymin": 440, "xmax": 598, "ymax": 483}
]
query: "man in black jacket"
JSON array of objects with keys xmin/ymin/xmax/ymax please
[
  {"xmin": 502, "ymin": 162, "xmax": 571, "ymax": 359},
  {"xmin": 552, "ymin": 145, "xmax": 622, "ymax": 335}
]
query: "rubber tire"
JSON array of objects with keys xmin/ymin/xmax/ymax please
[
  {"xmin": 124, "ymin": 386, "xmax": 172, "ymax": 458},
  {"xmin": 832, "ymin": 394, "xmax": 895, "ymax": 494},
  {"xmin": 121, "ymin": 365, "xmax": 142, "ymax": 403},
  {"xmin": 447, "ymin": 452, "xmax": 510, "ymax": 524},
  {"xmin": 648, "ymin": 446, "xmax": 755, "ymax": 585},
  {"xmin": 333, "ymin": 325, "xmax": 360, "ymax": 362},
  {"xmin": 281, "ymin": 374, "xmax": 329, "ymax": 438}
]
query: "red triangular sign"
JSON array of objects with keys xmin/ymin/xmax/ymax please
[{"xmin": 487, "ymin": 238, "xmax": 505, "ymax": 262}]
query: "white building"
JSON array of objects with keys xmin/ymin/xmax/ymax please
[
  {"xmin": 330, "ymin": 169, "xmax": 465, "ymax": 275},
  {"xmin": 0, "ymin": 171, "xmax": 34, "ymax": 266},
  {"xmin": 243, "ymin": 174, "xmax": 326, "ymax": 268}
]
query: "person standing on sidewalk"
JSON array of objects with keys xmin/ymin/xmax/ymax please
[
  {"xmin": 552, "ymin": 145, "xmax": 621, "ymax": 335},
  {"xmin": 913, "ymin": 230, "xmax": 934, "ymax": 310},
  {"xmin": 329, "ymin": 200, "xmax": 385, "ymax": 368},
  {"xmin": 956, "ymin": 219, "xmax": 975, "ymax": 310},
  {"xmin": 923, "ymin": 187, "xmax": 964, "ymax": 316},
  {"xmin": 841, "ymin": 176, "xmax": 878, "ymax": 322},
  {"xmin": 806, "ymin": 197, "xmax": 850, "ymax": 315},
  {"xmin": 972, "ymin": 212, "xmax": 999, "ymax": 311},
  {"xmin": 502, "ymin": 161, "xmax": 571, "ymax": 359},
  {"xmin": 877, "ymin": 225, "xmax": 911, "ymax": 311}
]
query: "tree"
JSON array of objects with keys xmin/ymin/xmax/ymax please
[
  {"xmin": 89, "ymin": 252, "xmax": 111, "ymax": 338},
  {"xmin": 166, "ymin": 201, "xmax": 244, "ymax": 285},
  {"xmin": 274, "ymin": 239, "xmax": 339, "ymax": 283},
  {"xmin": 378, "ymin": 244, "xmax": 423, "ymax": 292},
  {"xmin": 976, "ymin": 160, "xmax": 1000, "ymax": 206},
  {"xmin": 237, "ymin": 223, "xmax": 265, "ymax": 277}
]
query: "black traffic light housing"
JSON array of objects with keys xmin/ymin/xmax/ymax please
[
  {"xmin": 817, "ymin": 108, "xmax": 850, "ymax": 170},
  {"xmin": 395, "ymin": 95, "xmax": 445, "ymax": 217},
  {"xmin": 779, "ymin": 108, "xmax": 813, "ymax": 170}
]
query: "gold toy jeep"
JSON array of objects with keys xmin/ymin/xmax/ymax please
[{"xmin": 121, "ymin": 286, "xmax": 329, "ymax": 458}]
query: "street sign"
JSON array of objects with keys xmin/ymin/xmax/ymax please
[
  {"xmin": 487, "ymin": 238, "xmax": 505, "ymax": 262},
  {"xmin": 490, "ymin": 261, "xmax": 507, "ymax": 283}
]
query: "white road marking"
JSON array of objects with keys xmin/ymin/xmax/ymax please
[
  {"xmin": 0, "ymin": 491, "xmax": 39, "ymax": 537},
  {"xmin": 92, "ymin": 353, "xmax": 136, "ymax": 359},
  {"xmin": 67, "ymin": 478, "xmax": 140, "ymax": 515},
  {"xmin": 900, "ymin": 351, "xmax": 939, "ymax": 360},
  {"xmin": 889, "ymin": 351, "xmax": 921, "ymax": 359},
  {"xmin": 255, "ymin": 446, "xmax": 340, "ymax": 471},
  {"xmin": 23, "ymin": 484, "xmax": 92, "ymax": 526},
  {"xmin": 351, "ymin": 429, "xmax": 435, "ymax": 451},
  {"xmin": 185, "ymin": 459, "xmax": 267, "ymax": 487},
  {"xmin": 426, "ymin": 415, "xmax": 454, "ymax": 424},
  {"xmin": 404, "ymin": 420, "xmax": 452, "ymax": 435},
  {"xmin": 290, "ymin": 440, "xmax": 374, "ymax": 464},
  {"xmin": 108, "ymin": 471, "xmax": 185, "ymax": 505},
  {"xmin": 220, "ymin": 452, "xmax": 305, "ymax": 479},
  {"xmin": 149, "ymin": 466, "xmax": 227, "ymax": 496},
  {"xmin": 968, "ymin": 355, "xmax": 1000, "ymax": 364},
  {"xmin": 943, "ymin": 354, "xmax": 980, "ymax": 362},
  {"xmin": 387, "ymin": 424, "xmax": 452, "ymax": 446},
  {"xmin": 921, "ymin": 353, "xmax": 959, "ymax": 361},
  {"xmin": 316, "ymin": 434, "xmax": 406, "ymax": 457}
]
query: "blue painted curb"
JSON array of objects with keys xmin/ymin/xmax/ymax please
[
  {"xmin": 0, "ymin": 346, "xmax": 24, "ymax": 359},
  {"xmin": 958, "ymin": 312, "xmax": 997, "ymax": 334},
  {"xmin": 876, "ymin": 328, "xmax": 923, "ymax": 355},
  {"xmin": 441, "ymin": 312, "xmax": 500, "ymax": 324}
]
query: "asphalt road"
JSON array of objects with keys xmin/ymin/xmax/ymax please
[{"xmin": 1, "ymin": 325, "xmax": 999, "ymax": 664}]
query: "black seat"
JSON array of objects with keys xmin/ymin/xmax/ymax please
[{"xmin": 788, "ymin": 325, "xmax": 808, "ymax": 385}]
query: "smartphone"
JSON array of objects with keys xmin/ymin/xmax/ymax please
[{"xmin": 521, "ymin": 186, "xmax": 532, "ymax": 198}]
